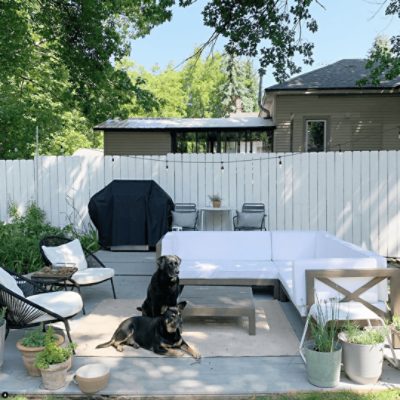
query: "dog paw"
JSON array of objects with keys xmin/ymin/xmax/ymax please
[{"xmin": 192, "ymin": 351, "xmax": 201, "ymax": 360}]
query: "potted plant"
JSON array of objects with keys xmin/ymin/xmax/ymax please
[
  {"xmin": 208, "ymin": 194, "xmax": 222, "ymax": 208},
  {"xmin": 339, "ymin": 322, "xmax": 386, "ymax": 384},
  {"xmin": 35, "ymin": 329, "xmax": 75, "ymax": 390},
  {"xmin": 16, "ymin": 325, "xmax": 65, "ymax": 376},
  {"xmin": 0, "ymin": 307, "xmax": 6, "ymax": 369},
  {"xmin": 303, "ymin": 300, "xmax": 342, "ymax": 388}
]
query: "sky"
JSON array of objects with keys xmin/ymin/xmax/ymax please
[{"xmin": 130, "ymin": 0, "xmax": 399, "ymax": 88}]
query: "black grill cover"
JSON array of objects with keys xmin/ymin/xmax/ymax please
[{"xmin": 88, "ymin": 180, "xmax": 174, "ymax": 248}]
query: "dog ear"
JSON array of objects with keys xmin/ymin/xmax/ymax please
[
  {"xmin": 177, "ymin": 301, "xmax": 187, "ymax": 311},
  {"xmin": 175, "ymin": 255, "xmax": 181, "ymax": 264},
  {"xmin": 160, "ymin": 305, "xmax": 168, "ymax": 314},
  {"xmin": 157, "ymin": 256, "xmax": 167, "ymax": 270}
]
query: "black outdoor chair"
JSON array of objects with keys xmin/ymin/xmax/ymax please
[
  {"xmin": 171, "ymin": 203, "xmax": 199, "ymax": 231},
  {"xmin": 39, "ymin": 236, "xmax": 117, "ymax": 314},
  {"xmin": 0, "ymin": 267, "xmax": 83, "ymax": 344},
  {"xmin": 233, "ymin": 203, "xmax": 267, "ymax": 231}
]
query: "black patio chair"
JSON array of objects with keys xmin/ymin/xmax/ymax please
[
  {"xmin": 172, "ymin": 203, "xmax": 199, "ymax": 231},
  {"xmin": 0, "ymin": 267, "xmax": 83, "ymax": 344},
  {"xmin": 39, "ymin": 236, "xmax": 117, "ymax": 314},
  {"xmin": 233, "ymin": 203, "xmax": 267, "ymax": 231}
]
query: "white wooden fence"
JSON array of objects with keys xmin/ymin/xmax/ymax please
[{"xmin": 1, "ymin": 151, "xmax": 400, "ymax": 257}]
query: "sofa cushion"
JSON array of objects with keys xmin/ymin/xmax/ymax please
[
  {"xmin": 71, "ymin": 268, "xmax": 114, "ymax": 285},
  {"xmin": 41, "ymin": 239, "xmax": 88, "ymax": 271},
  {"xmin": 271, "ymin": 231, "xmax": 317, "ymax": 260},
  {"xmin": 165, "ymin": 231, "xmax": 272, "ymax": 261},
  {"xmin": 274, "ymin": 260, "xmax": 294, "ymax": 298},
  {"xmin": 179, "ymin": 260, "xmax": 278, "ymax": 280}
]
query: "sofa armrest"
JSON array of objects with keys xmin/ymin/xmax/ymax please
[{"xmin": 305, "ymin": 268, "xmax": 400, "ymax": 319}]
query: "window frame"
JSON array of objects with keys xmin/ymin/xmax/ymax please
[{"xmin": 304, "ymin": 118, "xmax": 329, "ymax": 152}]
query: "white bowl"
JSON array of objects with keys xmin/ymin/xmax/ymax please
[{"xmin": 74, "ymin": 363, "xmax": 110, "ymax": 394}]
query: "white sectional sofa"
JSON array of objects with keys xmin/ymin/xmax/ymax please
[{"xmin": 159, "ymin": 230, "xmax": 387, "ymax": 317}]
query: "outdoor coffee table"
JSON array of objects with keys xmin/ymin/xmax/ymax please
[{"xmin": 180, "ymin": 285, "xmax": 256, "ymax": 335}]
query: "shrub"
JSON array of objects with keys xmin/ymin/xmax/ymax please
[
  {"xmin": 342, "ymin": 322, "xmax": 386, "ymax": 345},
  {"xmin": 20, "ymin": 325, "xmax": 59, "ymax": 348},
  {"xmin": 0, "ymin": 202, "xmax": 99, "ymax": 273}
]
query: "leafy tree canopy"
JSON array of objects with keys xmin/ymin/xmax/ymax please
[
  {"xmin": 364, "ymin": 0, "xmax": 400, "ymax": 84},
  {"xmin": 179, "ymin": 0, "xmax": 319, "ymax": 82}
]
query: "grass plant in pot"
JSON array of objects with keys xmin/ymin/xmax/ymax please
[
  {"xmin": 304, "ymin": 300, "xmax": 342, "ymax": 388},
  {"xmin": 390, "ymin": 314, "xmax": 400, "ymax": 349},
  {"xmin": 16, "ymin": 325, "xmax": 64, "ymax": 377},
  {"xmin": 208, "ymin": 194, "xmax": 222, "ymax": 208},
  {"xmin": 0, "ymin": 307, "xmax": 6, "ymax": 369},
  {"xmin": 339, "ymin": 322, "xmax": 387, "ymax": 385},
  {"xmin": 35, "ymin": 328, "xmax": 75, "ymax": 390}
]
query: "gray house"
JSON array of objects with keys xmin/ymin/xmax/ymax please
[{"xmin": 263, "ymin": 59, "xmax": 400, "ymax": 152}]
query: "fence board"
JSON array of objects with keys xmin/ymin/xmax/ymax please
[{"xmin": 1, "ymin": 151, "xmax": 400, "ymax": 256}]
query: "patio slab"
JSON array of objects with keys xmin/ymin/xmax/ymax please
[{"xmin": 1, "ymin": 250, "xmax": 400, "ymax": 397}]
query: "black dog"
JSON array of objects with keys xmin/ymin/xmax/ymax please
[
  {"xmin": 96, "ymin": 302, "xmax": 200, "ymax": 359},
  {"xmin": 138, "ymin": 255, "xmax": 181, "ymax": 317}
]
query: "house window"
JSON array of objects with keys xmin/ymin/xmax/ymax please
[{"xmin": 305, "ymin": 120, "xmax": 327, "ymax": 152}]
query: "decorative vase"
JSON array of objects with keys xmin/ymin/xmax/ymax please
[
  {"xmin": 212, "ymin": 200, "xmax": 221, "ymax": 208},
  {"xmin": 0, "ymin": 321, "xmax": 6, "ymax": 369},
  {"xmin": 304, "ymin": 340, "xmax": 342, "ymax": 388},
  {"xmin": 16, "ymin": 333, "xmax": 65, "ymax": 377},
  {"xmin": 339, "ymin": 332, "xmax": 384, "ymax": 384},
  {"xmin": 39, "ymin": 357, "xmax": 71, "ymax": 390}
]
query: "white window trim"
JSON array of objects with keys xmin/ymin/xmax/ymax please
[{"xmin": 305, "ymin": 119, "xmax": 327, "ymax": 152}]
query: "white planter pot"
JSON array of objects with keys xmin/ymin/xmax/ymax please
[
  {"xmin": 339, "ymin": 332, "xmax": 384, "ymax": 384},
  {"xmin": 0, "ymin": 322, "xmax": 6, "ymax": 368}
]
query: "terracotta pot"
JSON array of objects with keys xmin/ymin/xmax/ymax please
[
  {"xmin": 212, "ymin": 200, "xmax": 221, "ymax": 208},
  {"xmin": 74, "ymin": 363, "xmax": 110, "ymax": 394},
  {"xmin": 39, "ymin": 357, "xmax": 71, "ymax": 390},
  {"xmin": 16, "ymin": 333, "xmax": 64, "ymax": 377}
]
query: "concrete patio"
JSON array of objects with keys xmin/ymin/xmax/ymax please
[{"xmin": 1, "ymin": 251, "xmax": 400, "ymax": 398}]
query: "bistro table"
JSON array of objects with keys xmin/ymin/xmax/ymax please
[{"xmin": 198, "ymin": 206, "xmax": 234, "ymax": 230}]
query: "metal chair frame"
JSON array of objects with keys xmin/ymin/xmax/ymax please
[
  {"xmin": 172, "ymin": 203, "xmax": 199, "ymax": 231},
  {"xmin": 39, "ymin": 236, "xmax": 117, "ymax": 314},
  {"xmin": 0, "ymin": 268, "xmax": 77, "ymax": 344},
  {"xmin": 233, "ymin": 203, "xmax": 267, "ymax": 231}
]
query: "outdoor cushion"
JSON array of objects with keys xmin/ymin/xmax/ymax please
[
  {"xmin": 166, "ymin": 231, "xmax": 272, "ymax": 260},
  {"xmin": 180, "ymin": 260, "xmax": 278, "ymax": 280},
  {"xmin": 27, "ymin": 291, "xmax": 83, "ymax": 323},
  {"xmin": 172, "ymin": 211, "xmax": 197, "ymax": 228},
  {"xmin": 271, "ymin": 231, "xmax": 317, "ymax": 260},
  {"xmin": 0, "ymin": 267, "xmax": 24, "ymax": 297},
  {"xmin": 72, "ymin": 267, "xmax": 114, "ymax": 285},
  {"xmin": 236, "ymin": 211, "xmax": 264, "ymax": 228},
  {"xmin": 41, "ymin": 238, "xmax": 88, "ymax": 271}
]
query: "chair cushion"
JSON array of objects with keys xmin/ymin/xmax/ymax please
[
  {"xmin": 172, "ymin": 211, "xmax": 197, "ymax": 229},
  {"xmin": 71, "ymin": 268, "xmax": 114, "ymax": 285},
  {"xmin": 0, "ymin": 267, "xmax": 24, "ymax": 297},
  {"xmin": 42, "ymin": 239, "xmax": 88, "ymax": 271},
  {"xmin": 27, "ymin": 291, "xmax": 83, "ymax": 322},
  {"xmin": 236, "ymin": 211, "xmax": 264, "ymax": 229}
]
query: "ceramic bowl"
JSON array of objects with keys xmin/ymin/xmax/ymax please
[{"xmin": 74, "ymin": 363, "xmax": 110, "ymax": 394}]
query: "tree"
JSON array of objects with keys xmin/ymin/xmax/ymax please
[
  {"xmin": 0, "ymin": 0, "xmax": 176, "ymax": 159},
  {"xmin": 179, "ymin": 0, "xmax": 319, "ymax": 82},
  {"xmin": 364, "ymin": 21, "xmax": 400, "ymax": 85}
]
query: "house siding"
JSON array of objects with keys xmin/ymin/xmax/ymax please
[
  {"xmin": 104, "ymin": 131, "xmax": 171, "ymax": 155},
  {"xmin": 269, "ymin": 94, "xmax": 400, "ymax": 152}
]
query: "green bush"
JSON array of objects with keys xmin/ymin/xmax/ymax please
[
  {"xmin": 342, "ymin": 322, "xmax": 386, "ymax": 345},
  {"xmin": 0, "ymin": 202, "xmax": 99, "ymax": 273},
  {"xmin": 20, "ymin": 325, "xmax": 59, "ymax": 348}
]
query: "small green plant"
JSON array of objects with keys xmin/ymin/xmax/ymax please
[
  {"xmin": 342, "ymin": 321, "xmax": 386, "ymax": 345},
  {"xmin": 208, "ymin": 194, "xmax": 222, "ymax": 202},
  {"xmin": 0, "ymin": 307, "xmax": 6, "ymax": 327},
  {"xmin": 309, "ymin": 299, "xmax": 340, "ymax": 352},
  {"xmin": 392, "ymin": 314, "xmax": 400, "ymax": 331},
  {"xmin": 20, "ymin": 325, "xmax": 58, "ymax": 348},
  {"xmin": 35, "ymin": 328, "xmax": 75, "ymax": 370}
]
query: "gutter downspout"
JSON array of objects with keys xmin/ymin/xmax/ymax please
[{"xmin": 258, "ymin": 72, "xmax": 271, "ymax": 118}]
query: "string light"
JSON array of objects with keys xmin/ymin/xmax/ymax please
[
  {"xmin": 278, "ymin": 156, "xmax": 282, "ymax": 166},
  {"xmin": 165, "ymin": 160, "xmax": 169, "ymax": 169},
  {"xmin": 112, "ymin": 156, "xmax": 114, "ymax": 162},
  {"xmin": 221, "ymin": 161, "xmax": 224, "ymax": 171}
]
